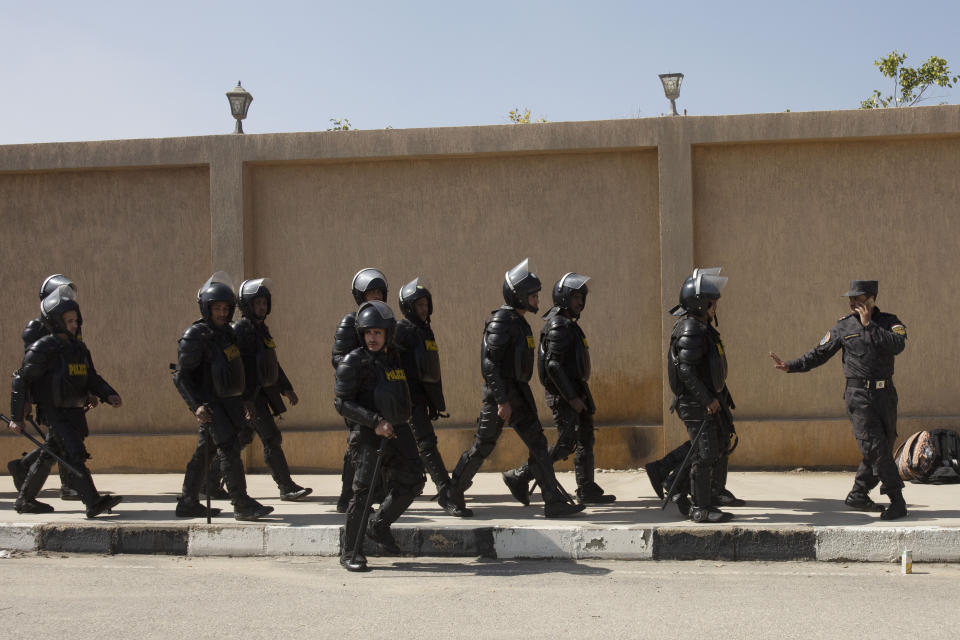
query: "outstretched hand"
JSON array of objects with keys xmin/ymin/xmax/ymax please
[{"xmin": 769, "ymin": 352, "xmax": 789, "ymax": 372}]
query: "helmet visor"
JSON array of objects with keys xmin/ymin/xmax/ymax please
[
  {"xmin": 240, "ymin": 277, "xmax": 273, "ymax": 300},
  {"xmin": 41, "ymin": 284, "xmax": 76, "ymax": 316},
  {"xmin": 353, "ymin": 268, "xmax": 388, "ymax": 293},
  {"xmin": 41, "ymin": 274, "xmax": 77, "ymax": 300},
  {"xmin": 558, "ymin": 272, "xmax": 590, "ymax": 293},
  {"xmin": 506, "ymin": 258, "xmax": 538, "ymax": 289},
  {"xmin": 199, "ymin": 271, "xmax": 235, "ymax": 299},
  {"xmin": 400, "ymin": 276, "xmax": 431, "ymax": 304},
  {"xmin": 693, "ymin": 267, "xmax": 727, "ymax": 297}
]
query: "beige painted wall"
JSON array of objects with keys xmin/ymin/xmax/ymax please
[
  {"xmin": 0, "ymin": 167, "xmax": 211, "ymax": 433},
  {"xmin": 693, "ymin": 137, "xmax": 960, "ymax": 418},
  {"xmin": 247, "ymin": 151, "xmax": 662, "ymax": 430},
  {"xmin": 0, "ymin": 107, "xmax": 958, "ymax": 470}
]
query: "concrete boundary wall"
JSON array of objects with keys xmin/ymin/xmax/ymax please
[{"xmin": 1, "ymin": 106, "xmax": 959, "ymax": 471}]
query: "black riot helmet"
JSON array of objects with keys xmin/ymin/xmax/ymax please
[
  {"xmin": 351, "ymin": 268, "xmax": 388, "ymax": 306},
  {"xmin": 197, "ymin": 271, "xmax": 237, "ymax": 322},
  {"xmin": 238, "ymin": 277, "xmax": 273, "ymax": 319},
  {"xmin": 41, "ymin": 285, "xmax": 82, "ymax": 335},
  {"xmin": 551, "ymin": 272, "xmax": 590, "ymax": 318},
  {"xmin": 502, "ymin": 258, "xmax": 542, "ymax": 313},
  {"xmin": 670, "ymin": 267, "xmax": 727, "ymax": 317},
  {"xmin": 355, "ymin": 300, "xmax": 397, "ymax": 348},
  {"xmin": 39, "ymin": 274, "xmax": 77, "ymax": 300},
  {"xmin": 398, "ymin": 276, "xmax": 433, "ymax": 321}
]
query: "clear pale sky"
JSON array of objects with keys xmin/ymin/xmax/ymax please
[{"xmin": 2, "ymin": 0, "xmax": 958, "ymax": 144}]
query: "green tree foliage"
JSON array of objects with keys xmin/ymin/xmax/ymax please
[
  {"xmin": 860, "ymin": 51, "xmax": 958, "ymax": 108},
  {"xmin": 327, "ymin": 118, "xmax": 352, "ymax": 131},
  {"xmin": 508, "ymin": 108, "xmax": 548, "ymax": 124}
]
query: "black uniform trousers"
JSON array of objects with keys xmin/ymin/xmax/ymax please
[
  {"xmin": 18, "ymin": 407, "xmax": 100, "ymax": 507},
  {"xmin": 181, "ymin": 401, "xmax": 249, "ymax": 503},
  {"xmin": 676, "ymin": 401, "xmax": 725, "ymax": 509},
  {"xmin": 15, "ymin": 407, "xmax": 76, "ymax": 493},
  {"xmin": 207, "ymin": 395, "xmax": 295, "ymax": 492},
  {"xmin": 409, "ymin": 398, "xmax": 452, "ymax": 491},
  {"xmin": 515, "ymin": 399, "xmax": 596, "ymax": 490},
  {"xmin": 452, "ymin": 383, "xmax": 565, "ymax": 504},
  {"xmin": 844, "ymin": 384, "xmax": 903, "ymax": 495},
  {"xmin": 344, "ymin": 423, "xmax": 425, "ymax": 555}
]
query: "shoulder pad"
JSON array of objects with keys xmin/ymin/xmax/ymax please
[
  {"xmin": 181, "ymin": 321, "xmax": 213, "ymax": 342},
  {"xmin": 485, "ymin": 311, "xmax": 516, "ymax": 346},
  {"xmin": 22, "ymin": 318, "xmax": 48, "ymax": 347},
  {"xmin": 338, "ymin": 348, "xmax": 371, "ymax": 372},
  {"xmin": 338, "ymin": 312, "xmax": 357, "ymax": 329},
  {"xmin": 490, "ymin": 307, "xmax": 517, "ymax": 323},
  {"xmin": 26, "ymin": 334, "xmax": 61, "ymax": 355},
  {"xmin": 232, "ymin": 317, "xmax": 254, "ymax": 333},
  {"xmin": 393, "ymin": 319, "xmax": 417, "ymax": 346},
  {"xmin": 544, "ymin": 313, "xmax": 571, "ymax": 332},
  {"xmin": 676, "ymin": 316, "xmax": 707, "ymax": 337}
]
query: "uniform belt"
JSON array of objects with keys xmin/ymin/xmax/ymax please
[{"xmin": 846, "ymin": 378, "xmax": 891, "ymax": 390}]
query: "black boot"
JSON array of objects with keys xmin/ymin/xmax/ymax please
[
  {"xmin": 881, "ymin": 490, "xmax": 908, "ymax": 521},
  {"xmin": 544, "ymin": 500, "xmax": 586, "ymax": 518},
  {"xmin": 7, "ymin": 459, "xmax": 26, "ymax": 492},
  {"xmin": 437, "ymin": 483, "xmax": 473, "ymax": 518},
  {"xmin": 86, "ymin": 495, "xmax": 123, "ymax": 519},
  {"xmin": 60, "ymin": 486, "xmax": 82, "ymax": 501},
  {"xmin": 845, "ymin": 491, "xmax": 884, "ymax": 512},
  {"xmin": 366, "ymin": 519, "xmax": 401, "ymax": 555},
  {"xmin": 690, "ymin": 464, "xmax": 731, "ymax": 522},
  {"xmin": 713, "ymin": 488, "xmax": 745, "ymax": 507},
  {"xmin": 502, "ymin": 469, "xmax": 531, "ymax": 506},
  {"xmin": 279, "ymin": 485, "xmax": 313, "ymax": 501},
  {"xmin": 15, "ymin": 499, "xmax": 54, "ymax": 514},
  {"xmin": 341, "ymin": 509, "xmax": 370, "ymax": 572},
  {"xmin": 175, "ymin": 497, "xmax": 222, "ymax": 518},
  {"xmin": 644, "ymin": 460, "xmax": 666, "ymax": 499},
  {"xmin": 577, "ymin": 481, "xmax": 616, "ymax": 504},
  {"xmin": 690, "ymin": 506, "xmax": 733, "ymax": 523},
  {"xmin": 668, "ymin": 493, "xmax": 691, "ymax": 517},
  {"xmin": 233, "ymin": 497, "xmax": 274, "ymax": 521}
]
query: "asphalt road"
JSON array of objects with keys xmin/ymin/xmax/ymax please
[{"xmin": 0, "ymin": 554, "xmax": 953, "ymax": 639}]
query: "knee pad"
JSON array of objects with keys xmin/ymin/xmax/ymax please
[
  {"xmin": 417, "ymin": 433, "xmax": 439, "ymax": 452},
  {"xmin": 475, "ymin": 440, "xmax": 496, "ymax": 459}
]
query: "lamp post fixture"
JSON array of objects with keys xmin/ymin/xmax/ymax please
[
  {"xmin": 658, "ymin": 73, "xmax": 684, "ymax": 116},
  {"xmin": 226, "ymin": 81, "xmax": 253, "ymax": 134}
]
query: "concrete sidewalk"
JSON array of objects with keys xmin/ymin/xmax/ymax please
[{"xmin": 1, "ymin": 470, "xmax": 958, "ymax": 562}]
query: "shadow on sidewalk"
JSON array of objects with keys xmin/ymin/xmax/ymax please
[{"xmin": 379, "ymin": 558, "xmax": 613, "ymax": 576}]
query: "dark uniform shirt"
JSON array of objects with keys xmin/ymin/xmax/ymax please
[{"xmin": 787, "ymin": 309, "xmax": 906, "ymax": 379}]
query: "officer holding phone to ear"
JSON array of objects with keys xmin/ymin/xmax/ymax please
[{"xmin": 770, "ymin": 280, "xmax": 908, "ymax": 520}]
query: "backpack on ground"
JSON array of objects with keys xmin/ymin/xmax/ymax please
[{"xmin": 895, "ymin": 429, "xmax": 960, "ymax": 483}]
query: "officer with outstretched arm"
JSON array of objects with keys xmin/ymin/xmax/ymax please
[{"xmin": 770, "ymin": 279, "xmax": 907, "ymax": 520}]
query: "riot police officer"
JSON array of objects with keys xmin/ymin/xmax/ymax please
[
  {"xmin": 505, "ymin": 273, "xmax": 615, "ymax": 504},
  {"xmin": 770, "ymin": 280, "xmax": 908, "ymax": 520},
  {"xmin": 331, "ymin": 268, "xmax": 389, "ymax": 513},
  {"xmin": 394, "ymin": 277, "xmax": 471, "ymax": 517},
  {"xmin": 172, "ymin": 272, "xmax": 273, "ymax": 521},
  {"xmin": 666, "ymin": 268, "xmax": 735, "ymax": 523},
  {"xmin": 7, "ymin": 285, "xmax": 123, "ymax": 517},
  {"xmin": 204, "ymin": 278, "xmax": 311, "ymax": 501},
  {"xmin": 7, "ymin": 274, "xmax": 82, "ymax": 501},
  {"xmin": 451, "ymin": 259, "xmax": 584, "ymax": 518},
  {"xmin": 335, "ymin": 300, "xmax": 426, "ymax": 572}
]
